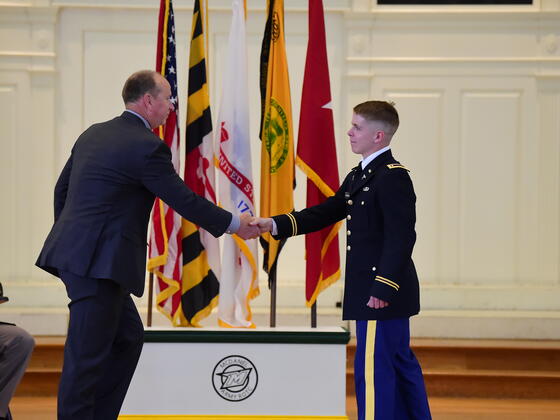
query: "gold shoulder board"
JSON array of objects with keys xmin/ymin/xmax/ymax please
[{"xmin": 387, "ymin": 164, "xmax": 409, "ymax": 171}]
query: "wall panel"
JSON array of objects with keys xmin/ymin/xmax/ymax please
[
  {"xmin": 537, "ymin": 83, "xmax": 560, "ymax": 285},
  {"xmin": 459, "ymin": 91, "xmax": 520, "ymax": 284},
  {"xmin": 0, "ymin": 85, "xmax": 18, "ymax": 278}
]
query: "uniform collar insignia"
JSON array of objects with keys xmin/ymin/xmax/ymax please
[{"xmin": 347, "ymin": 150, "xmax": 395, "ymax": 196}]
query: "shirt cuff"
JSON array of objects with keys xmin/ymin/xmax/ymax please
[
  {"xmin": 226, "ymin": 214, "xmax": 240, "ymax": 234},
  {"xmin": 271, "ymin": 219, "xmax": 278, "ymax": 236}
]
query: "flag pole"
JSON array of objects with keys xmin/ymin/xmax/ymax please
[
  {"xmin": 270, "ymin": 269, "xmax": 277, "ymax": 327},
  {"xmin": 311, "ymin": 301, "xmax": 317, "ymax": 328},
  {"xmin": 147, "ymin": 272, "xmax": 154, "ymax": 327}
]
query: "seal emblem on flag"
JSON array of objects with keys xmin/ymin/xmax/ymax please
[
  {"xmin": 212, "ymin": 355, "xmax": 258, "ymax": 402},
  {"xmin": 264, "ymin": 98, "xmax": 290, "ymax": 173}
]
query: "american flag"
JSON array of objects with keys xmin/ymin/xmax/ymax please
[{"xmin": 147, "ymin": 0, "xmax": 185, "ymax": 325}]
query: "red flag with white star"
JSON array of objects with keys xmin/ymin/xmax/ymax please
[{"xmin": 296, "ymin": 0, "xmax": 341, "ymax": 306}]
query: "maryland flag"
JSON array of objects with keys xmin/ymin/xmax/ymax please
[
  {"xmin": 297, "ymin": 0, "xmax": 341, "ymax": 307},
  {"xmin": 216, "ymin": 0, "xmax": 259, "ymax": 328},
  {"xmin": 148, "ymin": 0, "xmax": 185, "ymax": 325},
  {"xmin": 181, "ymin": 0, "xmax": 221, "ymax": 326},
  {"xmin": 259, "ymin": 0, "xmax": 295, "ymax": 287}
]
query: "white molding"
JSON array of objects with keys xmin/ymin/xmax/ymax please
[
  {"xmin": 0, "ymin": 2, "xmax": 33, "ymax": 7},
  {"xmin": 343, "ymin": 8, "xmax": 560, "ymax": 31},
  {"xmin": 535, "ymin": 73, "xmax": 560, "ymax": 80},
  {"xmin": 346, "ymin": 57, "xmax": 560, "ymax": 77},
  {"xmin": 0, "ymin": 5, "xmax": 58, "ymax": 23},
  {"xmin": 0, "ymin": 6, "xmax": 58, "ymax": 71},
  {"xmin": 368, "ymin": 8, "xmax": 542, "ymax": 16},
  {"xmin": 347, "ymin": 56, "xmax": 560, "ymax": 64},
  {"xmin": 0, "ymin": 51, "xmax": 55, "ymax": 57},
  {"xmin": 347, "ymin": 10, "xmax": 558, "ymax": 19},
  {"xmin": 368, "ymin": 3, "xmax": 544, "ymax": 15},
  {"xmin": 50, "ymin": 0, "xmax": 351, "ymax": 12},
  {"xmin": 0, "ymin": 54, "xmax": 56, "ymax": 72}
]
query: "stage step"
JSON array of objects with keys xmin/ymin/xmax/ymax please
[
  {"xmin": 15, "ymin": 336, "xmax": 64, "ymax": 397},
  {"xmin": 346, "ymin": 338, "xmax": 560, "ymax": 399},
  {"xmin": 16, "ymin": 336, "xmax": 560, "ymax": 400}
]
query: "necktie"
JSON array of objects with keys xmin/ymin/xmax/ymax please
[{"xmin": 351, "ymin": 164, "xmax": 362, "ymax": 188}]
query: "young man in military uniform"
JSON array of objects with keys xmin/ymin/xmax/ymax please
[{"xmin": 253, "ymin": 101, "xmax": 431, "ymax": 419}]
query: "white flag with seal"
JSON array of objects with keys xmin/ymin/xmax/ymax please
[{"xmin": 216, "ymin": 0, "xmax": 259, "ymax": 328}]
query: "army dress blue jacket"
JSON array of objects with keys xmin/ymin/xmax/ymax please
[{"xmin": 272, "ymin": 150, "xmax": 420, "ymax": 320}]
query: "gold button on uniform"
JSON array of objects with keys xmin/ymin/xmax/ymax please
[
  {"xmin": 361, "ymin": 201, "xmax": 365, "ymax": 205},
  {"xmin": 347, "ymin": 199, "xmax": 353, "ymax": 205},
  {"xmin": 347, "ymin": 245, "xmax": 351, "ymax": 251},
  {"xmin": 347, "ymin": 230, "xmax": 351, "ymax": 236},
  {"xmin": 347, "ymin": 215, "xmax": 351, "ymax": 220},
  {"xmin": 372, "ymin": 266, "xmax": 377, "ymax": 271}
]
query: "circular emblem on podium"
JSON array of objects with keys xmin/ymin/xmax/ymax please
[{"xmin": 212, "ymin": 355, "xmax": 258, "ymax": 402}]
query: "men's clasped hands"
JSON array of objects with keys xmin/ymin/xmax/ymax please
[{"xmin": 235, "ymin": 214, "xmax": 274, "ymax": 240}]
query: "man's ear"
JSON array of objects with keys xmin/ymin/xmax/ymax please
[
  {"xmin": 373, "ymin": 130, "xmax": 385, "ymax": 144},
  {"xmin": 142, "ymin": 92, "xmax": 152, "ymax": 109}
]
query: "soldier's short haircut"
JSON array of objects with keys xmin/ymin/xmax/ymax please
[
  {"xmin": 122, "ymin": 70, "xmax": 161, "ymax": 104},
  {"xmin": 353, "ymin": 101, "xmax": 399, "ymax": 134}
]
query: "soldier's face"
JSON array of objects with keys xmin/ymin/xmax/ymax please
[{"xmin": 347, "ymin": 113, "xmax": 381, "ymax": 158}]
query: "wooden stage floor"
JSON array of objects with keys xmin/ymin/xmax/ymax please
[{"xmin": 10, "ymin": 395, "xmax": 560, "ymax": 419}]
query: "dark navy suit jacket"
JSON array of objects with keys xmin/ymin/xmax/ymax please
[
  {"xmin": 36, "ymin": 111, "xmax": 232, "ymax": 297},
  {"xmin": 272, "ymin": 150, "xmax": 420, "ymax": 321}
]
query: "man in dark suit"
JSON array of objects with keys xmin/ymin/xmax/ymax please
[
  {"xmin": 254, "ymin": 101, "xmax": 431, "ymax": 419},
  {"xmin": 36, "ymin": 70, "xmax": 259, "ymax": 420}
]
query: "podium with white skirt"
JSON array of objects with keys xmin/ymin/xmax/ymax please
[{"xmin": 119, "ymin": 326, "xmax": 350, "ymax": 420}]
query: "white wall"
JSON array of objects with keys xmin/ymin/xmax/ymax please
[{"xmin": 1, "ymin": 0, "xmax": 559, "ymax": 338}]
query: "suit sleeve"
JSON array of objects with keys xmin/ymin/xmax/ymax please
[
  {"xmin": 141, "ymin": 142, "xmax": 232, "ymax": 237},
  {"xmin": 54, "ymin": 154, "xmax": 73, "ymax": 222},
  {"xmin": 369, "ymin": 169, "xmax": 417, "ymax": 302},
  {"xmin": 271, "ymin": 175, "xmax": 350, "ymax": 239}
]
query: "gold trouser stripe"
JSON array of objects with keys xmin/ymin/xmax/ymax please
[
  {"xmin": 285, "ymin": 213, "xmax": 297, "ymax": 236},
  {"xmin": 365, "ymin": 320, "xmax": 376, "ymax": 420},
  {"xmin": 375, "ymin": 275, "xmax": 399, "ymax": 290}
]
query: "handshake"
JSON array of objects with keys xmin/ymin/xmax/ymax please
[{"xmin": 236, "ymin": 214, "xmax": 274, "ymax": 240}]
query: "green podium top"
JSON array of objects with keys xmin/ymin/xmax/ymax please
[{"xmin": 143, "ymin": 326, "xmax": 350, "ymax": 345}]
